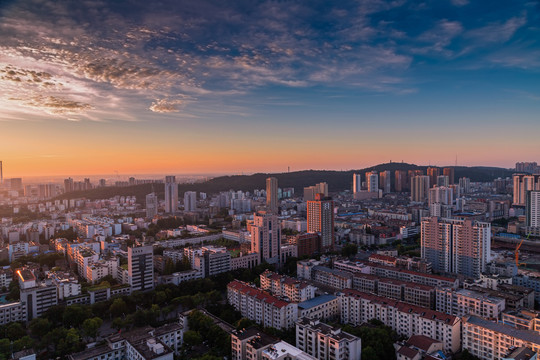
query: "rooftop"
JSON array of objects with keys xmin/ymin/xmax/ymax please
[
  {"xmin": 298, "ymin": 295, "xmax": 337, "ymax": 310},
  {"xmin": 262, "ymin": 341, "xmax": 316, "ymax": 360},
  {"xmin": 296, "ymin": 317, "xmax": 358, "ymax": 342},
  {"xmin": 465, "ymin": 316, "xmax": 540, "ymax": 345}
]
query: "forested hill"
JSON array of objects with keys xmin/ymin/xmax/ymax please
[{"xmin": 54, "ymin": 162, "xmax": 514, "ymax": 203}]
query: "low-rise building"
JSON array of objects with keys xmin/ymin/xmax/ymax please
[
  {"xmin": 260, "ymin": 270, "xmax": 316, "ymax": 302},
  {"xmin": 311, "ymin": 266, "xmax": 352, "ymax": 290},
  {"xmin": 436, "ymin": 288, "xmax": 505, "ymax": 320},
  {"xmin": 297, "ymin": 295, "xmax": 340, "ymax": 321}
]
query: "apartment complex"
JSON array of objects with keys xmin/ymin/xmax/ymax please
[
  {"xmin": 251, "ymin": 211, "xmax": 281, "ymax": 264},
  {"xmin": 227, "ymin": 280, "xmax": 298, "ymax": 330},
  {"xmin": 296, "ymin": 317, "xmax": 361, "ymax": 360},
  {"xmin": 260, "ymin": 270, "xmax": 316, "ymax": 302},
  {"xmin": 307, "ymin": 194, "xmax": 334, "ymax": 249},
  {"xmin": 339, "ymin": 289, "xmax": 461, "ymax": 353},
  {"xmin": 435, "ymin": 288, "xmax": 505, "ymax": 320},
  {"xmin": 128, "ymin": 245, "xmax": 154, "ymax": 292},
  {"xmin": 421, "ymin": 217, "xmax": 491, "ymax": 278}
]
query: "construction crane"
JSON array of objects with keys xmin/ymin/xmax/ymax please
[{"xmin": 515, "ymin": 232, "xmax": 532, "ymax": 267}]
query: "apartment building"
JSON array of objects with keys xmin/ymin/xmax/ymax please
[
  {"xmin": 311, "ymin": 266, "xmax": 352, "ymax": 290},
  {"xmin": 0, "ymin": 302, "xmax": 26, "ymax": 325},
  {"xmin": 462, "ymin": 315, "xmax": 540, "ymax": 360},
  {"xmin": 334, "ymin": 259, "xmax": 459, "ymax": 289},
  {"xmin": 435, "ymin": 288, "xmax": 505, "ymax": 320},
  {"xmin": 68, "ymin": 324, "xmax": 182, "ymax": 360},
  {"xmin": 260, "ymin": 270, "xmax": 316, "ymax": 302},
  {"xmin": 227, "ymin": 280, "xmax": 298, "ymax": 330},
  {"xmin": 339, "ymin": 289, "xmax": 461, "ymax": 353},
  {"xmin": 502, "ymin": 309, "xmax": 540, "ymax": 333},
  {"xmin": 296, "ymin": 317, "xmax": 362, "ymax": 360},
  {"xmin": 297, "ymin": 295, "xmax": 340, "ymax": 321}
]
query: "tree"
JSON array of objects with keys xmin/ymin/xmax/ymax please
[
  {"xmin": 110, "ymin": 298, "xmax": 128, "ymax": 318},
  {"xmin": 82, "ymin": 317, "xmax": 103, "ymax": 340},
  {"xmin": 29, "ymin": 318, "xmax": 51, "ymax": 338},
  {"xmin": 7, "ymin": 322, "xmax": 26, "ymax": 341},
  {"xmin": 163, "ymin": 258, "xmax": 175, "ymax": 275},
  {"xmin": 341, "ymin": 243, "xmax": 358, "ymax": 257},
  {"xmin": 183, "ymin": 330, "xmax": 202, "ymax": 347},
  {"xmin": 63, "ymin": 304, "xmax": 92, "ymax": 328}
]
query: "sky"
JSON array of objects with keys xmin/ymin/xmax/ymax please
[{"xmin": 0, "ymin": 0, "xmax": 539, "ymax": 178}]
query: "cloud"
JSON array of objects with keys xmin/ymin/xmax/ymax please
[
  {"xmin": 450, "ymin": 0, "xmax": 469, "ymax": 7},
  {"xmin": 466, "ymin": 15, "xmax": 527, "ymax": 44},
  {"xmin": 149, "ymin": 98, "xmax": 190, "ymax": 113},
  {"xmin": 11, "ymin": 95, "xmax": 93, "ymax": 115}
]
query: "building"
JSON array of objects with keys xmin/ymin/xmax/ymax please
[
  {"xmin": 18, "ymin": 270, "xmax": 57, "ymax": 321},
  {"xmin": 427, "ymin": 167, "xmax": 440, "ymax": 188},
  {"xmin": 297, "ymin": 295, "xmax": 340, "ymax": 321},
  {"xmin": 353, "ymin": 173, "xmax": 361, "ymax": 194},
  {"xmin": 395, "ymin": 170, "xmax": 409, "ymax": 192},
  {"xmin": 294, "ymin": 233, "xmax": 320, "ymax": 258},
  {"xmin": 443, "ymin": 167, "xmax": 455, "ymax": 185},
  {"xmin": 436, "ymin": 288, "xmax": 505, "ymax": 319},
  {"xmin": 262, "ymin": 341, "xmax": 317, "ymax": 360},
  {"xmin": 421, "ymin": 217, "xmax": 491, "ymax": 278},
  {"xmin": 462, "ymin": 315, "xmax": 540, "ymax": 360},
  {"xmin": 164, "ymin": 176, "xmax": 178, "ymax": 214},
  {"xmin": 527, "ymin": 191, "xmax": 540, "ymax": 228},
  {"xmin": 227, "ymin": 280, "xmax": 298, "ymax": 330},
  {"xmin": 340, "ymin": 289, "xmax": 461, "ymax": 353},
  {"xmin": 514, "ymin": 174, "xmax": 540, "ymax": 206},
  {"xmin": 311, "ymin": 266, "xmax": 352, "ymax": 290},
  {"xmin": 307, "ymin": 194, "xmax": 334, "ymax": 249},
  {"xmin": 128, "ymin": 245, "xmax": 154, "ymax": 291},
  {"xmin": 231, "ymin": 327, "xmax": 278, "ymax": 360},
  {"xmin": 183, "ymin": 191, "xmax": 197, "ymax": 212},
  {"xmin": 411, "ymin": 176, "xmax": 430, "ymax": 202},
  {"xmin": 260, "ymin": 270, "xmax": 316, "ymax": 302},
  {"xmin": 379, "ymin": 170, "xmax": 391, "ymax": 193},
  {"xmin": 0, "ymin": 301, "xmax": 26, "ymax": 325},
  {"xmin": 366, "ymin": 171, "xmax": 379, "ymax": 193},
  {"xmin": 266, "ymin": 177, "xmax": 278, "ymax": 213},
  {"xmin": 145, "ymin": 193, "xmax": 158, "ymax": 218},
  {"xmin": 251, "ymin": 211, "xmax": 281, "ymax": 264},
  {"xmin": 296, "ymin": 317, "xmax": 362, "ymax": 360},
  {"xmin": 68, "ymin": 324, "xmax": 182, "ymax": 360},
  {"xmin": 459, "ymin": 177, "xmax": 471, "ymax": 194}
]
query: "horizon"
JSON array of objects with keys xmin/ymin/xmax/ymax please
[{"xmin": 0, "ymin": 160, "xmax": 519, "ymax": 183}]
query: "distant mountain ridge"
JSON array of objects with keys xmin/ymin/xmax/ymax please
[{"xmin": 54, "ymin": 162, "xmax": 514, "ymax": 204}]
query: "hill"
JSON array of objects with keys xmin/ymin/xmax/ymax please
[{"xmin": 53, "ymin": 162, "xmax": 514, "ymax": 204}]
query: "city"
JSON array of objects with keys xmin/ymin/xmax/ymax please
[
  {"xmin": 1, "ymin": 1, "xmax": 539, "ymax": 360},
  {"xmin": 0, "ymin": 162, "xmax": 539, "ymax": 360}
]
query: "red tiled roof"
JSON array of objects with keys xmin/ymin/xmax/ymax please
[
  {"xmin": 406, "ymin": 335, "xmax": 442, "ymax": 352},
  {"xmin": 397, "ymin": 346, "xmax": 419, "ymax": 359},
  {"xmin": 228, "ymin": 280, "xmax": 290, "ymax": 308},
  {"xmin": 341, "ymin": 288, "xmax": 458, "ymax": 324}
]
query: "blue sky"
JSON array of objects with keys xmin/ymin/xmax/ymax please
[{"xmin": 0, "ymin": 0, "xmax": 538, "ymax": 176}]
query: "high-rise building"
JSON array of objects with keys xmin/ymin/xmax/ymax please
[
  {"xmin": 526, "ymin": 191, "xmax": 540, "ymax": 228},
  {"xmin": 443, "ymin": 167, "xmax": 455, "ymax": 185},
  {"xmin": 184, "ymin": 191, "xmax": 197, "ymax": 212},
  {"xmin": 64, "ymin": 177, "xmax": 74, "ymax": 193},
  {"xmin": 251, "ymin": 211, "xmax": 281, "ymax": 264},
  {"xmin": 145, "ymin": 193, "xmax": 158, "ymax": 218},
  {"xmin": 164, "ymin": 176, "xmax": 178, "ymax": 214},
  {"xmin": 266, "ymin": 177, "xmax": 278, "ymax": 213},
  {"xmin": 427, "ymin": 167, "xmax": 440, "ymax": 188},
  {"xmin": 516, "ymin": 162, "xmax": 538, "ymax": 173},
  {"xmin": 304, "ymin": 183, "xmax": 328, "ymax": 201},
  {"xmin": 128, "ymin": 245, "xmax": 154, "ymax": 291},
  {"xmin": 315, "ymin": 182, "xmax": 328, "ymax": 197},
  {"xmin": 365, "ymin": 171, "xmax": 378, "ymax": 193},
  {"xmin": 395, "ymin": 170, "xmax": 408, "ymax": 192},
  {"xmin": 9, "ymin": 178, "xmax": 22, "ymax": 191},
  {"xmin": 459, "ymin": 177, "xmax": 471, "ymax": 194},
  {"xmin": 411, "ymin": 175, "xmax": 430, "ymax": 202},
  {"xmin": 513, "ymin": 174, "xmax": 540, "ymax": 206},
  {"xmin": 421, "ymin": 217, "xmax": 491, "ymax": 278},
  {"xmin": 437, "ymin": 175, "xmax": 450, "ymax": 187},
  {"xmin": 379, "ymin": 170, "xmax": 391, "ymax": 193},
  {"xmin": 307, "ymin": 194, "xmax": 334, "ymax": 250},
  {"xmin": 429, "ymin": 186, "xmax": 453, "ymax": 205},
  {"xmin": 353, "ymin": 173, "xmax": 361, "ymax": 193}
]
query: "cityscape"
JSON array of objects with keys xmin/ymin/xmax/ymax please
[{"xmin": 1, "ymin": 1, "xmax": 540, "ymax": 360}]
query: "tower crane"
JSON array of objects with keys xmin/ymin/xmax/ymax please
[{"xmin": 515, "ymin": 232, "xmax": 532, "ymax": 267}]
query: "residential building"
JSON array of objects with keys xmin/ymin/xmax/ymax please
[
  {"xmin": 266, "ymin": 177, "xmax": 278, "ymax": 213},
  {"xmin": 307, "ymin": 194, "xmax": 334, "ymax": 249},
  {"xmin": 260, "ymin": 270, "xmax": 316, "ymax": 302},
  {"xmin": 0, "ymin": 302, "xmax": 26, "ymax": 325},
  {"xmin": 340, "ymin": 289, "xmax": 461, "ymax": 353},
  {"xmin": 514, "ymin": 174, "xmax": 540, "ymax": 206},
  {"xmin": 366, "ymin": 171, "xmax": 379, "ymax": 193},
  {"xmin": 251, "ymin": 211, "xmax": 281, "ymax": 264},
  {"xmin": 435, "ymin": 288, "xmax": 505, "ymax": 319},
  {"xmin": 145, "ymin": 192, "xmax": 158, "ymax": 218},
  {"xmin": 297, "ymin": 295, "xmax": 340, "ymax": 321},
  {"xmin": 443, "ymin": 167, "xmax": 455, "ymax": 185},
  {"xmin": 262, "ymin": 341, "xmax": 317, "ymax": 360},
  {"xmin": 462, "ymin": 315, "xmax": 540, "ymax": 360},
  {"xmin": 164, "ymin": 176, "xmax": 178, "ymax": 214},
  {"xmin": 380, "ymin": 170, "xmax": 391, "ymax": 193},
  {"xmin": 311, "ymin": 266, "xmax": 352, "ymax": 290},
  {"xmin": 527, "ymin": 191, "xmax": 540, "ymax": 228},
  {"xmin": 353, "ymin": 173, "xmax": 361, "ymax": 194},
  {"xmin": 421, "ymin": 217, "xmax": 491, "ymax": 278},
  {"xmin": 227, "ymin": 280, "xmax": 298, "ymax": 330},
  {"xmin": 411, "ymin": 176, "xmax": 430, "ymax": 202},
  {"xmin": 184, "ymin": 191, "xmax": 197, "ymax": 212},
  {"xmin": 128, "ymin": 245, "xmax": 154, "ymax": 291},
  {"xmin": 427, "ymin": 167, "xmax": 440, "ymax": 187},
  {"xmin": 296, "ymin": 317, "xmax": 362, "ymax": 360},
  {"xmin": 395, "ymin": 170, "xmax": 409, "ymax": 192}
]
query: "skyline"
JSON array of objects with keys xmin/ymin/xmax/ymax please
[{"xmin": 0, "ymin": 0, "xmax": 539, "ymax": 176}]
